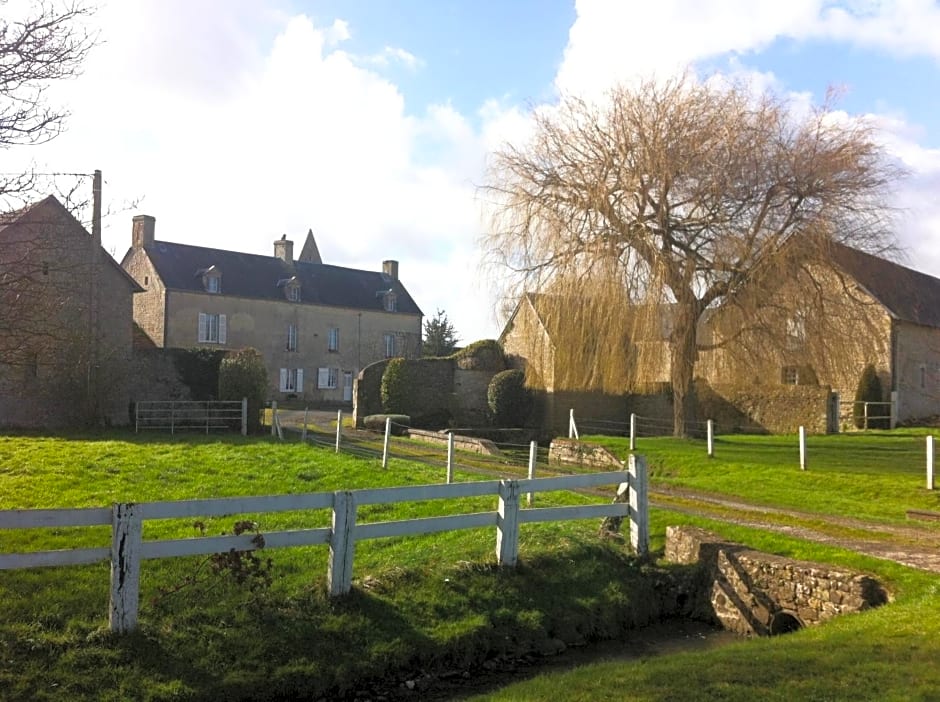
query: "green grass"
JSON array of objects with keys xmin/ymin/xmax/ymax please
[
  {"xmin": 586, "ymin": 430, "xmax": 940, "ymax": 525},
  {"xmin": 4, "ymin": 430, "xmax": 940, "ymax": 700},
  {"xmin": 0, "ymin": 432, "xmax": 648, "ymax": 701}
]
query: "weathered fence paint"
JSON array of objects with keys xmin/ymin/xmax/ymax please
[
  {"xmin": 928, "ymin": 435, "xmax": 935, "ymax": 491},
  {"xmin": 799, "ymin": 426, "xmax": 807, "ymax": 471},
  {"xmin": 0, "ymin": 470, "xmax": 647, "ymax": 634}
]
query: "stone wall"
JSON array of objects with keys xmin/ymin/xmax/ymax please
[
  {"xmin": 548, "ymin": 438, "xmax": 624, "ymax": 469},
  {"xmin": 701, "ymin": 383, "xmax": 832, "ymax": 434},
  {"xmin": 666, "ymin": 526, "xmax": 888, "ymax": 636},
  {"xmin": 407, "ymin": 428, "xmax": 501, "ymax": 456},
  {"xmin": 353, "ymin": 359, "xmax": 390, "ymax": 427},
  {"xmin": 451, "ymin": 369, "xmax": 493, "ymax": 426}
]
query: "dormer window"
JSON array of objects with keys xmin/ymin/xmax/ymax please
[
  {"xmin": 199, "ymin": 265, "xmax": 221, "ymax": 294},
  {"xmin": 376, "ymin": 289, "xmax": 397, "ymax": 312},
  {"xmin": 278, "ymin": 276, "xmax": 301, "ymax": 302}
]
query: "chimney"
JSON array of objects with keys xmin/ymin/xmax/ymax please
[
  {"xmin": 274, "ymin": 234, "xmax": 294, "ymax": 264},
  {"xmin": 382, "ymin": 260, "xmax": 399, "ymax": 280},
  {"xmin": 132, "ymin": 215, "xmax": 155, "ymax": 249}
]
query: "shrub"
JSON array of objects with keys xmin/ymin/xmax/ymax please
[
  {"xmin": 380, "ymin": 358, "xmax": 414, "ymax": 414},
  {"xmin": 219, "ymin": 348, "xmax": 268, "ymax": 433},
  {"xmin": 488, "ymin": 369, "xmax": 533, "ymax": 427},
  {"xmin": 173, "ymin": 348, "xmax": 227, "ymax": 400},
  {"xmin": 853, "ymin": 364, "xmax": 886, "ymax": 429},
  {"xmin": 454, "ymin": 339, "xmax": 507, "ymax": 371},
  {"xmin": 363, "ymin": 414, "xmax": 410, "ymax": 435}
]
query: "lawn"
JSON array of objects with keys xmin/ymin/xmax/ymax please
[{"xmin": 2, "ymin": 430, "xmax": 940, "ymax": 700}]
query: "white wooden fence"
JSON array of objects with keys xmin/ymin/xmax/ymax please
[
  {"xmin": 135, "ymin": 399, "xmax": 248, "ymax": 435},
  {"xmin": 0, "ymin": 458, "xmax": 648, "ymax": 634}
]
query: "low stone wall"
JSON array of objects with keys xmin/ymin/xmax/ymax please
[
  {"xmin": 666, "ymin": 526, "xmax": 888, "ymax": 635},
  {"xmin": 548, "ymin": 438, "xmax": 624, "ymax": 469},
  {"xmin": 701, "ymin": 383, "xmax": 832, "ymax": 434},
  {"xmin": 407, "ymin": 428, "xmax": 501, "ymax": 456}
]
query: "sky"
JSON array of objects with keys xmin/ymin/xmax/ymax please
[{"xmin": 7, "ymin": 0, "xmax": 940, "ymax": 344}]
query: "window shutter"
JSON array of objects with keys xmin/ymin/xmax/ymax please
[
  {"xmin": 198, "ymin": 313, "xmax": 207, "ymax": 342},
  {"xmin": 318, "ymin": 367, "xmax": 329, "ymax": 388},
  {"xmin": 279, "ymin": 368, "xmax": 288, "ymax": 392},
  {"xmin": 296, "ymin": 368, "xmax": 304, "ymax": 392},
  {"xmin": 218, "ymin": 314, "xmax": 227, "ymax": 344}
]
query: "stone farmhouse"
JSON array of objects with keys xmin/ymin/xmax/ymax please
[
  {"xmin": 0, "ymin": 196, "xmax": 141, "ymax": 427},
  {"xmin": 121, "ymin": 216, "xmax": 423, "ymax": 403},
  {"xmin": 501, "ymin": 242, "xmax": 940, "ymax": 432}
]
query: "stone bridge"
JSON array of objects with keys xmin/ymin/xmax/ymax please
[{"xmin": 665, "ymin": 526, "xmax": 889, "ymax": 636}]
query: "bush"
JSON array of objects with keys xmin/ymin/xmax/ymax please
[
  {"xmin": 853, "ymin": 364, "xmax": 886, "ymax": 429},
  {"xmin": 380, "ymin": 358, "xmax": 414, "ymax": 414},
  {"xmin": 454, "ymin": 339, "xmax": 507, "ymax": 371},
  {"xmin": 173, "ymin": 348, "xmax": 227, "ymax": 400},
  {"xmin": 488, "ymin": 369, "xmax": 533, "ymax": 427},
  {"xmin": 219, "ymin": 348, "xmax": 268, "ymax": 433},
  {"xmin": 363, "ymin": 414, "xmax": 410, "ymax": 435}
]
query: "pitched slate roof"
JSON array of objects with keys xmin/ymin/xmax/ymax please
[
  {"xmin": 140, "ymin": 240, "xmax": 422, "ymax": 315},
  {"xmin": 2, "ymin": 195, "xmax": 143, "ymax": 292},
  {"xmin": 830, "ymin": 242, "xmax": 940, "ymax": 329}
]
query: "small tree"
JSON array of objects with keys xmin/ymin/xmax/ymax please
[
  {"xmin": 423, "ymin": 309, "xmax": 459, "ymax": 357},
  {"xmin": 488, "ymin": 369, "xmax": 533, "ymax": 427},
  {"xmin": 219, "ymin": 348, "xmax": 268, "ymax": 433},
  {"xmin": 853, "ymin": 364, "xmax": 885, "ymax": 429}
]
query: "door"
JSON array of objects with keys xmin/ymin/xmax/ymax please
[{"xmin": 343, "ymin": 371, "xmax": 353, "ymax": 402}]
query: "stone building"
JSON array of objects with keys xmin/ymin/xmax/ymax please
[
  {"xmin": 0, "ymin": 196, "xmax": 142, "ymax": 427},
  {"xmin": 121, "ymin": 216, "xmax": 423, "ymax": 404},
  {"xmin": 501, "ymin": 242, "xmax": 940, "ymax": 432}
]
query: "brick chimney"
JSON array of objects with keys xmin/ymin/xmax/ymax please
[
  {"xmin": 274, "ymin": 234, "xmax": 294, "ymax": 264},
  {"xmin": 132, "ymin": 215, "xmax": 155, "ymax": 249},
  {"xmin": 382, "ymin": 260, "xmax": 399, "ymax": 280}
]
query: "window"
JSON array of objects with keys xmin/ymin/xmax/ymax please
[
  {"xmin": 201, "ymin": 265, "xmax": 221, "ymax": 293},
  {"xmin": 782, "ymin": 366, "xmax": 799, "ymax": 385},
  {"xmin": 287, "ymin": 324, "xmax": 298, "ymax": 352},
  {"xmin": 317, "ymin": 367, "xmax": 339, "ymax": 389},
  {"xmin": 206, "ymin": 275, "xmax": 220, "ymax": 293},
  {"xmin": 384, "ymin": 333, "xmax": 396, "ymax": 358},
  {"xmin": 328, "ymin": 327, "xmax": 339, "ymax": 352},
  {"xmin": 287, "ymin": 284, "xmax": 300, "ymax": 302},
  {"xmin": 383, "ymin": 292, "xmax": 398, "ymax": 312},
  {"xmin": 786, "ymin": 310, "xmax": 806, "ymax": 346},
  {"xmin": 197, "ymin": 313, "xmax": 227, "ymax": 344},
  {"xmin": 279, "ymin": 368, "xmax": 304, "ymax": 392}
]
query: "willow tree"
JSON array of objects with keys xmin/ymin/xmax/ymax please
[{"xmin": 483, "ymin": 75, "xmax": 900, "ymax": 437}]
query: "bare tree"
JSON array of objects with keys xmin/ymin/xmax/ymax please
[{"xmin": 483, "ymin": 75, "xmax": 902, "ymax": 436}]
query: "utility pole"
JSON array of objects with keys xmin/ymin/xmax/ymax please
[{"xmin": 87, "ymin": 169, "xmax": 102, "ymax": 422}]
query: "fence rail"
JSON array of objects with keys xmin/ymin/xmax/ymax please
[
  {"xmin": 135, "ymin": 399, "xmax": 248, "ymax": 435},
  {"xmin": 0, "ymin": 460, "xmax": 648, "ymax": 634}
]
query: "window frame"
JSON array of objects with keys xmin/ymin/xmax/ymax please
[
  {"xmin": 317, "ymin": 367, "xmax": 339, "ymax": 389},
  {"xmin": 287, "ymin": 323, "xmax": 298, "ymax": 352},
  {"xmin": 328, "ymin": 327, "xmax": 339, "ymax": 352},
  {"xmin": 383, "ymin": 333, "xmax": 396, "ymax": 359},
  {"xmin": 198, "ymin": 312, "xmax": 227, "ymax": 344}
]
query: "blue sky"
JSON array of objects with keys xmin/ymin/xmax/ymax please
[{"xmin": 8, "ymin": 0, "xmax": 940, "ymax": 343}]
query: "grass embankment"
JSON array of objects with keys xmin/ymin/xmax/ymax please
[
  {"xmin": 4, "ymin": 431, "xmax": 940, "ymax": 700},
  {"xmin": 0, "ymin": 434, "xmax": 654, "ymax": 701},
  {"xmin": 475, "ymin": 431, "xmax": 940, "ymax": 701}
]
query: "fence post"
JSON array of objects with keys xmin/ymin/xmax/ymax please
[
  {"xmin": 382, "ymin": 417, "xmax": 391, "ymax": 469},
  {"xmin": 496, "ymin": 479, "xmax": 521, "ymax": 566},
  {"xmin": 799, "ymin": 426, "xmax": 807, "ymax": 471},
  {"xmin": 444, "ymin": 431, "xmax": 455, "ymax": 484},
  {"xmin": 629, "ymin": 413, "xmax": 636, "ymax": 451},
  {"xmin": 707, "ymin": 419, "xmax": 714, "ymax": 458},
  {"xmin": 328, "ymin": 491, "xmax": 357, "ymax": 596},
  {"xmin": 270, "ymin": 401, "xmax": 278, "ymax": 437},
  {"xmin": 134, "ymin": 402, "xmax": 139, "ymax": 434},
  {"xmin": 863, "ymin": 402, "xmax": 869, "ymax": 431},
  {"xmin": 890, "ymin": 391, "xmax": 898, "ymax": 429},
  {"xmin": 301, "ymin": 406, "xmax": 308, "ymax": 442},
  {"xmin": 335, "ymin": 410, "xmax": 343, "ymax": 453},
  {"xmin": 109, "ymin": 503, "xmax": 142, "ymax": 634},
  {"xmin": 569, "ymin": 409, "xmax": 579, "ymax": 440},
  {"xmin": 928, "ymin": 436, "xmax": 935, "ymax": 490},
  {"xmin": 527, "ymin": 441, "xmax": 537, "ymax": 506},
  {"xmin": 241, "ymin": 398, "xmax": 248, "ymax": 436},
  {"xmin": 628, "ymin": 455, "xmax": 649, "ymax": 556},
  {"xmin": 170, "ymin": 402, "xmax": 175, "ymax": 435}
]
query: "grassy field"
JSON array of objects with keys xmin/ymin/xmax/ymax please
[{"xmin": 2, "ymin": 430, "xmax": 940, "ymax": 700}]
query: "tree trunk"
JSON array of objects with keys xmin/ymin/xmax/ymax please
[{"xmin": 670, "ymin": 303, "xmax": 699, "ymax": 438}]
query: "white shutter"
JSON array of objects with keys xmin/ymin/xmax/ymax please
[
  {"xmin": 198, "ymin": 313, "xmax": 207, "ymax": 342},
  {"xmin": 296, "ymin": 368, "xmax": 304, "ymax": 392},
  {"xmin": 279, "ymin": 368, "xmax": 288, "ymax": 392},
  {"xmin": 318, "ymin": 367, "xmax": 329, "ymax": 389},
  {"xmin": 218, "ymin": 314, "xmax": 227, "ymax": 344}
]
